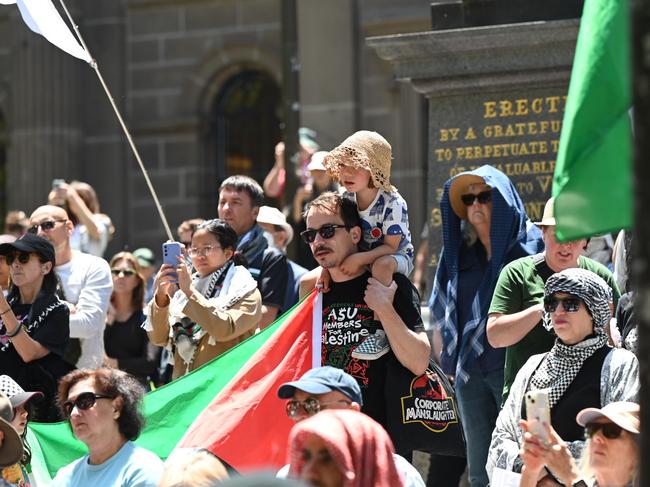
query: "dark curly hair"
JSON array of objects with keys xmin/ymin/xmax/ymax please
[{"xmin": 57, "ymin": 368, "xmax": 145, "ymax": 441}]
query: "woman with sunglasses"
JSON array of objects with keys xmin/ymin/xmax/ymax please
[
  {"xmin": 52, "ymin": 368, "xmax": 162, "ymax": 486},
  {"xmin": 486, "ymin": 268, "xmax": 639, "ymax": 484},
  {"xmin": 103, "ymin": 252, "xmax": 160, "ymax": 387},
  {"xmin": 519, "ymin": 401, "xmax": 639, "ymax": 487},
  {"xmin": 146, "ymin": 219, "xmax": 262, "ymax": 379},
  {"xmin": 0, "ymin": 234, "xmax": 70, "ymax": 422}
]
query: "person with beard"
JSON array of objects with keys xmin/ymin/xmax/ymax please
[{"xmin": 218, "ymin": 176, "xmax": 288, "ymax": 329}]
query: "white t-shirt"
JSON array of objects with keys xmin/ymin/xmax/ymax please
[
  {"xmin": 70, "ymin": 215, "xmax": 111, "ymax": 258},
  {"xmin": 52, "ymin": 441, "xmax": 162, "ymax": 487},
  {"xmin": 347, "ymin": 189, "xmax": 414, "ymax": 263},
  {"xmin": 56, "ymin": 251, "xmax": 113, "ymax": 369}
]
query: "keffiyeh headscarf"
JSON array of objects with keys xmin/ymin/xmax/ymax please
[
  {"xmin": 288, "ymin": 409, "xmax": 404, "ymax": 487},
  {"xmin": 531, "ymin": 268, "xmax": 612, "ymax": 407}
]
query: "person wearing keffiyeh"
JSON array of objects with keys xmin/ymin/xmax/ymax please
[
  {"xmin": 288, "ymin": 409, "xmax": 405, "ymax": 487},
  {"xmin": 486, "ymin": 268, "xmax": 639, "ymax": 484},
  {"xmin": 428, "ymin": 165, "xmax": 543, "ymax": 487}
]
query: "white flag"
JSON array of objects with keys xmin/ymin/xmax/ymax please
[{"xmin": 1, "ymin": 0, "xmax": 91, "ymax": 62}]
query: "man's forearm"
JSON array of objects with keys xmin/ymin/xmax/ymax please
[
  {"xmin": 486, "ymin": 303, "xmax": 544, "ymax": 348},
  {"xmin": 376, "ymin": 305, "xmax": 430, "ymax": 375}
]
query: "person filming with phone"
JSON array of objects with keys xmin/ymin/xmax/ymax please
[
  {"xmin": 145, "ymin": 219, "xmax": 262, "ymax": 379},
  {"xmin": 486, "ymin": 268, "xmax": 639, "ymax": 485},
  {"xmin": 519, "ymin": 401, "xmax": 640, "ymax": 487}
]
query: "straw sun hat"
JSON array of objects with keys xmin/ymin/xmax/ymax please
[{"xmin": 323, "ymin": 131, "xmax": 393, "ymax": 192}]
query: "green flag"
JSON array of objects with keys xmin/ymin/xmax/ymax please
[{"xmin": 553, "ymin": 0, "xmax": 632, "ymax": 241}]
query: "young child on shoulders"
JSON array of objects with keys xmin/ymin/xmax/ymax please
[{"xmin": 323, "ymin": 130, "xmax": 414, "ymax": 285}]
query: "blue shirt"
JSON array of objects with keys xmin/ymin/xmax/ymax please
[{"xmin": 52, "ymin": 441, "xmax": 162, "ymax": 487}]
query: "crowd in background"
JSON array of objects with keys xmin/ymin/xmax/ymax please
[{"xmin": 0, "ymin": 126, "xmax": 640, "ymax": 487}]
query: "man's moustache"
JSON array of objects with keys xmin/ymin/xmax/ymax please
[{"xmin": 314, "ymin": 245, "xmax": 331, "ymax": 254}]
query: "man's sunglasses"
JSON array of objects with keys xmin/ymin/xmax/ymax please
[
  {"xmin": 111, "ymin": 268, "xmax": 137, "ymax": 277},
  {"xmin": 543, "ymin": 296, "xmax": 582, "ymax": 313},
  {"xmin": 461, "ymin": 190, "xmax": 492, "ymax": 206},
  {"xmin": 285, "ymin": 397, "xmax": 352, "ymax": 419},
  {"xmin": 5, "ymin": 252, "xmax": 33, "ymax": 266},
  {"xmin": 27, "ymin": 219, "xmax": 66, "ymax": 234},
  {"xmin": 584, "ymin": 422, "xmax": 624, "ymax": 440},
  {"xmin": 300, "ymin": 224, "xmax": 349, "ymax": 244},
  {"xmin": 62, "ymin": 392, "xmax": 114, "ymax": 417}
]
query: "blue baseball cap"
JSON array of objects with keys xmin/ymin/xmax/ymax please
[{"xmin": 277, "ymin": 366, "xmax": 363, "ymax": 406}]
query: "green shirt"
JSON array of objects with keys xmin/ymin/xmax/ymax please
[{"xmin": 488, "ymin": 254, "xmax": 620, "ymax": 403}]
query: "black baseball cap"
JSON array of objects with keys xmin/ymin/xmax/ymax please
[
  {"xmin": 0, "ymin": 233, "xmax": 55, "ymax": 265},
  {"xmin": 277, "ymin": 366, "xmax": 363, "ymax": 406}
]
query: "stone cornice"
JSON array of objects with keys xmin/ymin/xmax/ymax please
[{"xmin": 366, "ymin": 19, "xmax": 579, "ymax": 96}]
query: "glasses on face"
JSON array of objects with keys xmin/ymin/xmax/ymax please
[
  {"xmin": 62, "ymin": 392, "xmax": 115, "ymax": 418},
  {"xmin": 285, "ymin": 397, "xmax": 352, "ymax": 419},
  {"xmin": 27, "ymin": 219, "xmax": 66, "ymax": 234},
  {"xmin": 111, "ymin": 268, "xmax": 136, "ymax": 277},
  {"xmin": 188, "ymin": 244, "xmax": 221, "ymax": 258},
  {"xmin": 543, "ymin": 296, "xmax": 582, "ymax": 313},
  {"xmin": 6, "ymin": 252, "xmax": 33, "ymax": 266},
  {"xmin": 461, "ymin": 190, "xmax": 492, "ymax": 206},
  {"xmin": 300, "ymin": 224, "xmax": 349, "ymax": 244},
  {"xmin": 584, "ymin": 422, "xmax": 624, "ymax": 440}
]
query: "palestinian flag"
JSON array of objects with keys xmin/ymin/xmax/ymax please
[{"xmin": 28, "ymin": 291, "xmax": 322, "ymax": 482}]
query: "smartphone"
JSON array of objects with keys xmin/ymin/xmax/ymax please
[
  {"xmin": 52, "ymin": 179, "xmax": 65, "ymax": 190},
  {"xmin": 525, "ymin": 389, "xmax": 551, "ymax": 444},
  {"xmin": 162, "ymin": 242, "xmax": 183, "ymax": 282}
]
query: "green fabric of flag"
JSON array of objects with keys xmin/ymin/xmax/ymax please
[
  {"xmin": 552, "ymin": 0, "xmax": 632, "ymax": 241},
  {"xmin": 28, "ymin": 310, "xmax": 288, "ymax": 480}
]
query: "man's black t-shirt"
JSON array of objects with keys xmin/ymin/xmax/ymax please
[
  {"xmin": 0, "ymin": 300, "xmax": 70, "ymax": 421},
  {"xmin": 248, "ymin": 247, "xmax": 288, "ymax": 309},
  {"xmin": 322, "ymin": 271, "xmax": 424, "ymax": 428}
]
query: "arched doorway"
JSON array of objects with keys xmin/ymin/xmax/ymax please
[{"xmin": 212, "ymin": 69, "xmax": 282, "ymax": 185}]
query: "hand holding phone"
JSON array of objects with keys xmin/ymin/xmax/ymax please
[
  {"xmin": 525, "ymin": 389, "xmax": 551, "ymax": 445},
  {"xmin": 162, "ymin": 242, "xmax": 183, "ymax": 282}
]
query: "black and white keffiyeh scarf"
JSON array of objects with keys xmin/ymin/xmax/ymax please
[{"xmin": 530, "ymin": 268, "xmax": 613, "ymax": 407}]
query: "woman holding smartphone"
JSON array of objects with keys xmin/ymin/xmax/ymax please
[
  {"xmin": 145, "ymin": 219, "xmax": 262, "ymax": 379},
  {"xmin": 486, "ymin": 268, "xmax": 639, "ymax": 484}
]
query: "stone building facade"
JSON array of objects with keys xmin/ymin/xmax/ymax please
[{"xmin": 0, "ymin": 0, "xmax": 430, "ymax": 257}]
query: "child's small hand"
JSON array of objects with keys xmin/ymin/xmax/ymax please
[
  {"xmin": 318, "ymin": 268, "xmax": 332, "ymax": 293},
  {"xmin": 340, "ymin": 253, "xmax": 365, "ymax": 276}
]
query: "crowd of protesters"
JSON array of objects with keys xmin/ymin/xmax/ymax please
[{"xmin": 0, "ymin": 126, "xmax": 641, "ymax": 487}]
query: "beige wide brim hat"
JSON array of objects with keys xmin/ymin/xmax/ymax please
[
  {"xmin": 533, "ymin": 197, "xmax": 556, "ymax": 226},
  {"xmin": 257, "ymin": 206, "xmax": 294, "ymax": 245},
  {"xmin": 448, "ymin": 173, "xmax": 488, "ymax": 220},
  {"xmin": 0, "ymin": 393, "xmax": 23, "ymax": 468},
  {"xmin": 576, "ymin": 401, "xmax": 640, "ymax": 434},
  {"xmin": 323, "ymin": 131, "xmax": 393, "ymax": 192}
]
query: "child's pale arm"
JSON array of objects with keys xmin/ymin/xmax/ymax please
[{"xmin": 340, "ymin": 235, "xmax": 400, "ymax": 276}]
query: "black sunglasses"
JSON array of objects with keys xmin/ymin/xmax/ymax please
[
  {"xmin": 461, "ymin": 190, "xmax": 492, "ymax": 206},
  {"xmin": 111, "ymin": 268, "xmax": 136, "ymax": 277},
  {"xmin": 5, "ymin": 252, "xmax": 33, "ymax": 265},
  {"xmin": 585, "ymin": 422, "xmax": 624, "ymax": 440},
  {"xmin": 543, "ymin": 296, "xmax": 582, "ymax": 313},
  {"xmin": 285, "ymin": 397, "xmax": 352, "ymax": 419},
  {"xmin": 300, "ymin": 224, "xmax": 349, "ymax": 244},
  {"xmin": 62, "ymin": 392, "xmax": 114, "ymax": 417},
  {"xmin": 27, "ymin": 219, "xmax": 66, "ymax": 234}
]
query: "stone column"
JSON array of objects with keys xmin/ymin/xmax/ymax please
[
  {"xmin": 7, "ymin": 3, "xmax": 85, "ymax": 212},
  {"xmin": 368, "ymin": 20, "xmax": 578, "ymax": 284}
]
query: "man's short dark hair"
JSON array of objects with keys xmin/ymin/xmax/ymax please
[
  {"xmin": 303, "ymin": 192, "xmax": 361, "ymax": 229},
  {"xmin": 219, "ymin": 175, "xmax": 264, "ymax": 207}
]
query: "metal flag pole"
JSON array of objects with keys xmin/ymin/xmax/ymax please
[{"xmin": 57, "ymin": 0, "xmax": 175, "ymax": 242}]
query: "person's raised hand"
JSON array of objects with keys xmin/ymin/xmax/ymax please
[
  {"xmin": 364, "ymin": 277, "xmax": 397, "ymax": 314},
  {"xmin": 519, "ymin": 420, "xmax": 547, "ymax": 475},
  {"xmin": 153, "ymin": 264, "xmax": 178, "ymax": 307},
  {"xmin": 177, "ymin": 255, "xmax": 194, "ymax": 298}
]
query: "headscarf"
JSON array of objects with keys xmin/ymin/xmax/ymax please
[
  {"xmin": 530, "ymin": 268, "xmax": 612, "ymax": 407},
  {"xmin": 287, "ymin": 409, "xmax": 404, "ymax": 487},
  {"xmin": 429, "ymin": 165, "xmax": 543, "ymax": 382}
]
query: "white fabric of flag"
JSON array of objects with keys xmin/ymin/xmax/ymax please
[{"xmin": 1, "ymin": 0, "xmax": 91, "ymax": 62}]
